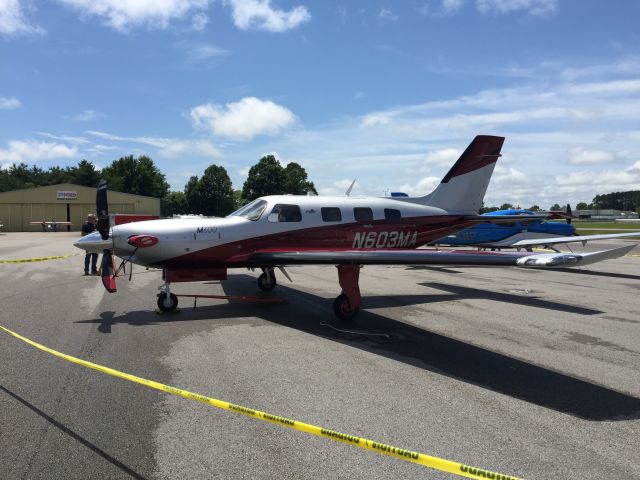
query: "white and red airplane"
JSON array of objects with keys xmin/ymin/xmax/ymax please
[{"xmin": 74, "ymin": 135, "xmax": 637, "ymax": 320}]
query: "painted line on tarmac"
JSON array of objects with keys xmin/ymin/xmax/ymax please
[
  {"xmin": 0, "ymin": 253, "xmax": 81, "ymax": 264},
  {"xmin": 0, "ymin": 324, "xmax": 522, "ymax": 480}
]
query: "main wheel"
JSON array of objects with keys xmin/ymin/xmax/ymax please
[
  {"xmin": 258, "ymin": 272, "xmax": 276, "ymax": 291},
  {"xmin": 157, "ymin": 292, "xmax": 178, "ymax": 312},
  {"xmin": 333, "ymin": 293, "xmax": 359, "ymax": 321}
]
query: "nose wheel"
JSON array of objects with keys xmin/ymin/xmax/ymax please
[
  {"xmin": 258, "ymin": 268, "xmax": 276, "ymax": 291},
  {"xmin": 157, "ymin": 292, "xmax": 178, "ymax": 312}
]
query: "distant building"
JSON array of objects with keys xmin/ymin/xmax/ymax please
[
  {"xmin": 0, "ymin": 183, "xmax": 160, "ymax": 232},
  {"xmin": 576, "ymin": 209, "xmax": 639, "ymax": 220}
]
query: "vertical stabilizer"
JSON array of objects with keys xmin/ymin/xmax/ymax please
[{"xmin": 400, "ymin": 135, "xmax": 504, "ymax": 214}]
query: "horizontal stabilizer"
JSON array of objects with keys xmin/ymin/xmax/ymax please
[
  {"xmin": 511, "ymin": 231, "xmax": 640, "ymax": 247},
  {"xmin": 515, "ymin": 244, "xmax": 635, "ymax": 268}
]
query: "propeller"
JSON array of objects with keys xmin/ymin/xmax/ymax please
[
  {"xmin": 566, "ymin": 203, "xmax": 572, "ymax": 225},
  {"xmin": 96, "ymin": 180, "xmax": 117, "ymax": 293}
]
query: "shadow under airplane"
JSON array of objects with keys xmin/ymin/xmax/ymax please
[{"xmin": 76, "ymin": 274, "xmax": 640, "ymax": 422}]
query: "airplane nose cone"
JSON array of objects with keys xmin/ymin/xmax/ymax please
[{"xmin": 74, "ymin": 231, "xmax": 112, "ymax": 252}]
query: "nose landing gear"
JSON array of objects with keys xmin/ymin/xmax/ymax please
[{"xmin": 157, "ymin": 282, "xmax": 178, "ymax": 312}]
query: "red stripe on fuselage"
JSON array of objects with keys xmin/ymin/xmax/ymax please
[{"xmin": 151, "ymin": 215, "xmax": 476, "ymax": 269}]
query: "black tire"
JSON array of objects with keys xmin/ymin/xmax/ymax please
[
  {"xmin": 157, "ymin": 293, "xmax": 178, "ymax": 312},
  {"xmin": 258, "ymin": 272, "xmax": 276, "ymax": 291},
  {"xmin": 333, "ymin": 293, "xmax": 359, "ymax": 321}
]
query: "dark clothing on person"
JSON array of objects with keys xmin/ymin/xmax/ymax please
[{"xmin": 82, "ymin": 220, "xmax": 99, "ymax": 275}]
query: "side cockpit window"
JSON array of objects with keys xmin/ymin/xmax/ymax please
[
  {"xmin": 228, "ymin": 199, "xmax": 267, "ymax": 221},
  {"xmin": 268, "ymin": 204, "xmax": 302, "ymax": 222}
]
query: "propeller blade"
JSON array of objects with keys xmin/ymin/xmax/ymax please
[
  {"xmin": 101, "ymin": 249, "xmax": 117, "ymax": 293},
  {"xmin": 566, "ymin": 203, "xmax": 572, "ymax": 225},
  {"xmin": 96, "ymin": 180, "xmax": 110, "ymax": 241}
]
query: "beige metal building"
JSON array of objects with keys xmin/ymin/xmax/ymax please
[{"xmin": 0, "ymin": 184, "xmax": 160, "ymax": 232}]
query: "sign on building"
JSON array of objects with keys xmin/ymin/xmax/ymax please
[{"xmin": 56, "ymin": 191, "xmax": 78, "ymax": 200}]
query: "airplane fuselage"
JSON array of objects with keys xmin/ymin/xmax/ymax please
[{"xmin": 80, "ymin": 195, "xmax": 476, "ymax": 270}]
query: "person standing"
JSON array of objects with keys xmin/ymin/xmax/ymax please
[{"xmin": 81, "ymin": 214, "xmax": 99, "ymax": 275}]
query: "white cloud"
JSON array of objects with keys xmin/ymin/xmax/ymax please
[
  {"xmin": 226, "ymin": 0, "xmax": 310, "ymax": 32},
  {"xmin": 0, "ymin": 140, "xmax": 77, "ymax": 163},
  {"xmin": 158, "ymin": 140, "xmax": 221, "ymax": 159},
  {"xmin": 0, "ymin": 0, "xmax": 44, "ymax": 36},
  {"xmin": 397, "ymin": 176, "xmax": 440, "ymax": 197},
  {"xmin": 568, "ymin": 148, "xmax": 616, "ymax": 165},
  {"xmin": 85, "ymin": 130, "xmax": 221, "ymax": 158},
  {"xmin": 424, "ymin": 148, "xmax": 461, "ymax": 166},
  {"xmin": 37, "ymin": 132, "xmax": 90, "ymax": 144},
  {"xmin": 476, "ymin": 0, "xmax": 558, "ymax": 17},
  {"xmin": 191, "ymin": 12, "xmax": 209, "ymax": 30},
  {"xmin": 419, "ymin": 0, "xmax": 465, "ymax": 17},
  {"xmin": 86, "ymin": 130, "xmax": 170, "ymax": 147},
  {"xmin": 56, "ymin": 0, "xmax": 211, "ymax": 31},
  {"xmin": 176, "ymin": 42, "xmax": 230, "ymax": 70},
  {"xmin": 378, "ymin": 8, "xmax": 398, "ymax": 23},
  {"xmin": 72, "ymin": 109, "xmax": 104, "ymax": 122},
  {"xmin": 0, "ymin": 96, "xmax": 21, "ymax": 109},
  {"xmin": 360, "ymin": 112, "xmax": 392, "ymax": 128},
  {"xmin": 190, "ymin": 97, "xmax": 296, "ymax": 140}
]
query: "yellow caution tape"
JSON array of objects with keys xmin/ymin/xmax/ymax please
[
  {"xmin": 0, "ymin": 253, "xmax": 81, "ymax": 264},
  {"xmin": 0, "ymin": 324, "xmax": 522, "ymax": 480}
]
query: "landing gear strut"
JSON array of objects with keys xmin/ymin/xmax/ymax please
[
  {"xmin": 333, "ymin": 264, "xmax": 362, "ymax": 321},
  {"xmin": 258, "ymin": 267, "xmax": 276, "ymax": 291},
  {"xmin": 157, "ymin": 282, "xmax": 178, "ymax": 312}
]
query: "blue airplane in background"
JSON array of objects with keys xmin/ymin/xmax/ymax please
[{"xmin": 434, "ymin": 207, "xmax": 576, "ymax": 250}]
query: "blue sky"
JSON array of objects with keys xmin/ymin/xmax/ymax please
[{"xmin": 1, "ymin": 0, "xmax": 640, "ymax": 209}]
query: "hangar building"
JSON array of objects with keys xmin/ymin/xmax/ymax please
[{"xmin": 0, "ymin": 183, "xmax": 160, "ymax": 232}]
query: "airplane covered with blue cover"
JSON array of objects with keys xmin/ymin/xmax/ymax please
[{"xmin": 434, "ymin": 208, "xmax": 640, "ymax": 250}]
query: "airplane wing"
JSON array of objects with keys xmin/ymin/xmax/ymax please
[
  {"xmin": 248, "ymin": 244, "xmax": 635, "ymax": 269},
  {"xmin": 509, "ymin": 232, "xmax": 640, "ymax": 248}
]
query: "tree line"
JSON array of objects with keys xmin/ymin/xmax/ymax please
[
  {"xmin": 3, "ymin": 155, "xmax": 638, "ymax": 216},
  {"xmin": 0, "ymin": 154, "xmax": 316, "ymax": 217}
]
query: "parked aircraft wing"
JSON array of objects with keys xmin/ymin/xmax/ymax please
[
  {"xmin": 249, "ymin": 244, "xmax": 634, "ymax": 268},
  {"xmin": 510, "ymin": 232, "xmax": 640, "ymax": 247}
]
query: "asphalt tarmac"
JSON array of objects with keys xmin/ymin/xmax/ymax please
[{"xmin": 1, "ymin": 232, "xmax": 639, "ymax": 479}]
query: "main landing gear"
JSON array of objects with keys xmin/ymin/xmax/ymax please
[
  {"xmin": 257, "ymin": 267, "xmax": 276, "ymax": 291},
  {"xmin": 333, "ymin": 264, "xmax": 362, "ymax": 321}
]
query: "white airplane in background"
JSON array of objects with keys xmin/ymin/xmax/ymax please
[{"xmin": 75, "ymin": 135, "xmax": 637, "ymax": 320}]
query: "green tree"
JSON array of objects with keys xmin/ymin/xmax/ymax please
[
  {"xmin": 184, "ymin": 175, "xmax": 202, "ymax": 214},
  {"xmin": 283, "ymin": 162, "xmax": 317, "ymax": 195},
  {"xmin": 499, "ymin": 203, "xmax": 514, "ymax": 210},
  {"xmin": 576, "ymin": 202, "xmax": 589, "ymax": 210},
  {"xmin": 242, "ymin": 155, "xmax": 287, "ymax": 201},
  {"xmin": 549, "ymin": 203, "xmax": 562, "ymax": 211},
  {"xmin": 101, "ymin": 155, "xmax": 169, "ymax": 198},
  {"xmin": 233, "ymin": 189, "xmax": 249, "ymax": 210},
  {"xmin": 162, "ymin": 191, "xmax": 188, "ymax": 216},
  {"xmin": 528, "ymin": 205, "xmax": 541, "ymax": 211},
  {"xmin": 198, "ymin": 165, "xmax": 235, "ymax": 216},
  {"xmin": 71, "ymin": 160, "xmax": 101, "ymax": 187}
]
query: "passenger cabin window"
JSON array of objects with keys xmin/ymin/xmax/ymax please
[
  {"xmin": 268, "ymin": 204, "xmax": 302, "ymax": 222},
  {"xmin": 353, "ymin": 207, "xmax": 373, "ymax": 222},
  {"xmin": 321, "ymin": 207, "xmax": 342, "ymax": 222},
  {"xmin": 384, "ymin": 208, "xmax": 402, "ymax": 223}
]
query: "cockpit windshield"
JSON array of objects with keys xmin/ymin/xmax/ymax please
[{"xmin": 227, "ymin": 199, "xmax": 268, "ymax": 221}]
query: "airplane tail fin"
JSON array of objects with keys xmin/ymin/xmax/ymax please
[{"xmin": 399, "ymin": 135, "xmax": 505, "ymax": 214}]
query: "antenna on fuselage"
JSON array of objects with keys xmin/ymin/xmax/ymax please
[{"xmin": 345, "ymin": 179, "xmax": 356, "ymax": 196}]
